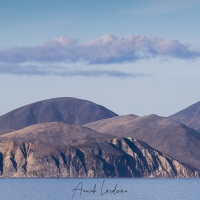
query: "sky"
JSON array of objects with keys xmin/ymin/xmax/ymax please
[{"xmin": 0, "ymin": 0, "xmax": 200, "ymax": 117}]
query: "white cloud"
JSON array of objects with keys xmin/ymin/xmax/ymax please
[
  {"xmin": 0, "ymin": 34, "xmax": 199, "ymax": 76},
  {"xmin": 45, "ymin": 36, "xmax": 77, "ymax": 46},
  {"xmin": 0, "ymin": 34, "xmax": 199, "ymax": 64}
]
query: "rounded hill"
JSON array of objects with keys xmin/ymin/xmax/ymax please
[{"xmin": 0, "ymin": 97, "xmax": 118, "ymax": 130}]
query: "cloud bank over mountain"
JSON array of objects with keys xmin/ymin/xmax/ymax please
[{"xmin": 0, "ymin": 34, "xmax": 199, "ymax": 76}]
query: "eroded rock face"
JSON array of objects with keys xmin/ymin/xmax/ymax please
[
  {"xmin": 85, "ymin": 114, "xmax": 200, "ymax": 171},
  {"xmin": 0, "ymin": 138, "xmax": 198, "ymax": 178}
]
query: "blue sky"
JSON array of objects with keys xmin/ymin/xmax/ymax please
[{"xmin": 0, "ymin": 0, "xmax": 200, "ymax": 116}]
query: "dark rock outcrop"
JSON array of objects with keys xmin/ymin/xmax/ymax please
[
  {"xmin": 169, "ymin": 101, "xmax": 200, "ymax": 132},
  {"xmin": 0, "ymin": 97, "xmax": 118, "ymax": 131},
  {"xmin": 85, "ymin": 114, "xmax": 200, "ymax": 171}
]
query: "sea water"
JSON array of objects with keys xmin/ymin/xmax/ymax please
[{"xmin": 0, "ymin": 178, "xmax": 199, "ymax": 200}]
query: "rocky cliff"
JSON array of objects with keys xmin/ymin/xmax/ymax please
[
  {"xmin": 0, "ymin": 131, "xmax": 198, "ymax": 178},
  {"xmin": 86, "ymin": 114, "xmax": 200, "ymax": 171}
]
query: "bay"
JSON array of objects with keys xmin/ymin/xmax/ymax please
[{"xmin": 0, "ymin": 178, "xmax": 200, "ymax": 200}]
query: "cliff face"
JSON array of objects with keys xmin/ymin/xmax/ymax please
[
  {"xmin": 86, "ymin": 114, "xmax": 200, "ymax": 171},
  {"xmin": 0, "ymin": 138, "xmax": 198, "ymax": 178}
]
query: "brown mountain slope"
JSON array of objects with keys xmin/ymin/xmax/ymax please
[
  {"xmin": 0, "ymin": 122, "xmax": 112, "ymax": 146},
  {"xmin": 85, "ymin": 114, "xmax": 200, "ymax": 170},
  {"xmin": 0, "ymin": 97, "xmax": 118, "ymax": 131},
  {"xmin": 0, "ymin": 132, "xmax": 198, "ymax": 177},
  {"xmin": 169, "ymin": 101, "xmax": 200, "ymax": 132},
  {"xmin": 85, "ymin": 114, "xmax": 139, "ymax": 134}
]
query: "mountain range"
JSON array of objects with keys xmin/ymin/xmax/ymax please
[{"xmin": 0, "ymin": 97, "xmax": 200, "ymax": 178}]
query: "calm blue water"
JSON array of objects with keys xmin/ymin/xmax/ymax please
[{"xmin": 0, "ymin": 178, "xmax": 200, "ymax": 200}]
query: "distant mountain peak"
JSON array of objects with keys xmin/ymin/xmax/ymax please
[
  {"xmin": 169, "ymin": 101, "xmax": 200, "ymax": 132},
  {"xmin": 0, "ymin": 97, "xmax": 118, "ymax": 130}
]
